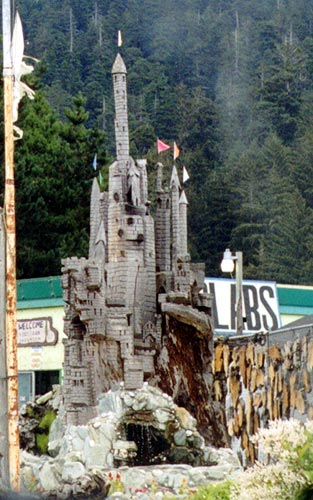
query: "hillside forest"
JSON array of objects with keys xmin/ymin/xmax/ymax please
[{"xmin": 1, "ymin": 0, "xmax": 313, "ymax": 284}]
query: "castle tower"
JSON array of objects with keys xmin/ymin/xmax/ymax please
[
  {"xmin": 107, "ymin": 53, "xmax": 129, "ymax": 267},
  {"xmin": 170, "ymin": 165, "xmax": 180, "ymax": 269},
  {"xmin": 112, "ymin": 53, "xmax": 129, "ymax": 163},
  {"xmin": 107, "ymin": 51, "xmax": 156, "ymax": 328}
]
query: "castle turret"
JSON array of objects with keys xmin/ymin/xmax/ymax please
[
  {"xmin": 179, "ymin": 190, "xmax": 189, "ymax": 256},
  {"xmin": 112, "ymin": 53, "xmax": 129, "ymax": 163},
  {"xmin": 107, "ymin": 53, "xmax": 129, "ymax": 265},
  {"xmin": 170, "ymin": 165, "xmax": 180, "ymax": 269},
  {"xmin": 156, "ymin": 162, "xmax": 164, "ymax": 192}
]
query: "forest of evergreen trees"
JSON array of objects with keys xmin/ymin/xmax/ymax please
[{"xmin": 2, "ymin": 0, "xmax": 313, "ymax": 283}]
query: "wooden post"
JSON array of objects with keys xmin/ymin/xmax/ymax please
[
  {"xmin": 0, "ymin": 208, "xmax": 9, "ymax": 487},
  {"xmin": 2, "ymin": 0, "xmax": 20, "ymax": 491}
]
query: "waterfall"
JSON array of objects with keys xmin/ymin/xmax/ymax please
[{"xmin": 124, "ymin": 423, "xmax": 170, "ymax": 465}]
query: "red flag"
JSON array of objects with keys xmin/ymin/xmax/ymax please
[{"xmin": 157, "ymin": 138, "xmax": 170, "ymax": 154}]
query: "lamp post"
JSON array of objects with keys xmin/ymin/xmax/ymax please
[{"xmin": 221, "ymin": 248, "xmax": 243, "ymax": 336}]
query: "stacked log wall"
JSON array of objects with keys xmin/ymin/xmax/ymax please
[{"xmin": 213, "ymin": 327, "xmax": 313, "ymax": 466}]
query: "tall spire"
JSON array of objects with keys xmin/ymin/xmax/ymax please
[
  {"xmin": 112, "ymin": 52, "xmax": 126, "ymax": 74},
  {"xmin": 170, "ymin": 164, "xmax": 181, "ymax": 190},
  {"xmin": 112, "ymin": 53, "xmax": 129, "ymax": 163}
]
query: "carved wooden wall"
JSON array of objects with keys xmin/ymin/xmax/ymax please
[{"xmin": 213, "ymin": 331, "xmax": 313, "ymax": 465}]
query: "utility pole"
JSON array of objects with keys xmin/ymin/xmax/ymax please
[{"xmin": 2, "ymin": 0, "xmax": 20, "ymax": 491}]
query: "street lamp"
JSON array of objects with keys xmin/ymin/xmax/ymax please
[{"xmin": 221, "ymin": 248, "xmax": 243, "ymax": 336}]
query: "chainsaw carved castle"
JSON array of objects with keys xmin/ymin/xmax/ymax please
[{"xmin": 61, "ymin": 52, "xmax": 213, "ymax": 426}]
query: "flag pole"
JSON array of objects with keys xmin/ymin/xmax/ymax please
[{"xmin": 2, "ymin": 0, "xmax": 20, "ymax": 491}]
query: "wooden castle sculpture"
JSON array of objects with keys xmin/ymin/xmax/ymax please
[{"xmin": 61, "ymin": 52, "xmax": 212, "ymax": 425}]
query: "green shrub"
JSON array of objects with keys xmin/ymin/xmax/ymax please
[
  {"xmin": 36, "ymin": 432, "xmax": 49, "ymax": 454},
  {"xmin": 38, "ymin": 409, "xmax": 56, "ymax": 430},
  {"xmin": 189, "ymin": 481, "xmax": 232, "ymax": 500},
  {"xmin": 36, "ymin": 409, "xmax": 56, "ymax": 454}
]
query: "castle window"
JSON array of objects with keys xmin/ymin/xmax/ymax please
[
  {"xmin": 127, "ymin": 217, "xmax": 134, "ymax": 225},
  {"xmin": 118, "ymin": 229, "xmax": 124, "ymax": 238},
  {"xmin": 137, "ymin": 234, "xmax": 144, "ymax": 243},
  {"xmin": 114, "ymin": 192, "xmax": 120, "ymax": 202}
]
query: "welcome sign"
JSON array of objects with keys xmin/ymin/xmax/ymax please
[
  {"xmin": 205, "ymin": 278, "xmax": 281, "ymax": 334},
  {"xmin": 17, "ymin": 317, "xmax": 58, "ymax": 346}
]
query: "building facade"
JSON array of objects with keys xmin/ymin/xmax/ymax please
[{"xmin": 17, "ymin": 276, "xmax": 64, "ymax": 407}]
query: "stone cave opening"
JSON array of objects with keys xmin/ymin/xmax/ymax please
[{"xmin": 124, "ymin": 423, "xmax": 171, "ymax": 465}]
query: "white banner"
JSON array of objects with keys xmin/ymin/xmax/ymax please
[{"xmin": 205, "ymin": 278, "xmax": 281, "ymax": 334}]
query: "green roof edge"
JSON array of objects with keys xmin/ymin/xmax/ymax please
[
  {"xmin": 17, "ymin": 276, "xmax": 62, "ymax": 302},
  {"xmin": 15, "ymin": 276, "xmax": 313, "ymax": 312}
]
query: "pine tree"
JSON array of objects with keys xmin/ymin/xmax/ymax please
[{"xmin": 14, "ymin": 91, "xmax": 106, "ymax": 278}]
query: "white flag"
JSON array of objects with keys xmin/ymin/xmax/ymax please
[
  {"xmin": 118, "ymin": 30, "xmax": 123, "ymax": 47},
  {"xmin": 182, "ymin": 165, "xmax": 190, "ymax": 183}
]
